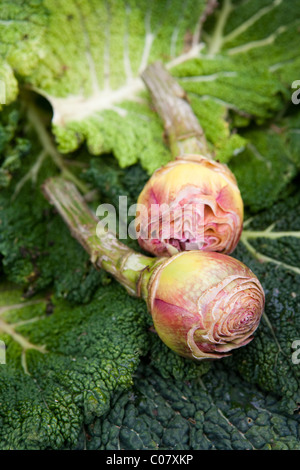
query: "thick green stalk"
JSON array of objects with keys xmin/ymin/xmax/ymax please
[
  {"xmin": 141, "ymin": 61, "xmax": 212, "ymax": 160},
  {"xmin": 42, "ymin": 177, "xmax": 164, "ymax": 298}
]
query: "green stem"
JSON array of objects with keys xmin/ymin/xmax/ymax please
[
  {"xmin": 42, "ymin": 177, "xmax": 164, "ymax": 298},
  {"xmin": 27, "ymin": 104, "xmax": 89, "ymax": 194},
  {"xmin": 0, "ymin": 299, "xmax": 43, "ymax": 317},
  {"xmin": 141, "ymin": 62, "xmax": 212, "ymax": 160},
  {"xmin": 12, "ymin": 149, "xmax": 48, "ymax": 200},
  {"xmin": 0, "ymin": 318, "xmax": 46, "ymax": 353},
  {"xmin": 207, "ymin": 0, "xmax": 233, "ymax": 55},
  {"xmin": 242, "ymin": 230, "xmax": 300, "ymax": 240},
  {"xmin": 0, "ymin": 317, "xmax": 47, "ymax": 374},
  {"xmin": 240, "ymin": 236, "xmax": 300, "ymax": 275},
  {"xmin": 241, "ymin": 227, "xmax": 300, "ymax": 273}
]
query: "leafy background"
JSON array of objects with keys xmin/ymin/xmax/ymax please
[{"xmin": 0, "ymin": 0, "xmax": 300, "ymax": 450}]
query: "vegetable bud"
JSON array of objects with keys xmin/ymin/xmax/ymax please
[
  {"xmin": 145, "ymin": 251, "xmax": 264, "ymax": 360},
  {"xmin": 136, "ymin": 157, "xmax": 243, "ymax": 256}
]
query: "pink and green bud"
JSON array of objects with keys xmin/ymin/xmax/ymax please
[
  {"xmin": 145, "ymin": 251, "xmax": 264, "ymax": 360},
  {"xmin": 136, "ymin": 157, "xmax": 244, "ymax": 257}
]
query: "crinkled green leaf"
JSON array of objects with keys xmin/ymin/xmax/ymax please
[
  {"xmin": 0, "ymin": 139, "xmax": 106, "ymax": 302},
  {"xmin": 0, "ymin": 104, "xmax": 31, "ymax": 188},
  {"xmin": 0, "ymin": 96, "xmax": 97, "ymax": 299},
  {"xmin": 0, "ymin": 61, "xmax": 18, "ymax": 110},
  {"xmin": 81, "ymin": 363, "xmax": 300, "ymax": 450},
  {"xmin": 225, "ymin": 191, "xmax": 300, "ymax": 413},
  {"xmin": 1, "ymin": 0, "xmax": 299, "ymax": 172},
  {"xmin": 0, "ymin": 0, "xmax": 208, "ymax": 172},
  {"xmin": 0, "ymin": 282, "xmax": 150, "ymax": 449},
  {"xmin": 228, "ymin": 111, "xmax": 300, "ymax": 212}
]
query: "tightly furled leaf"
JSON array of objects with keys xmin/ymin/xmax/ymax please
[
  {"xmin": 136, "ymin": 156, "xmax": 243, "ymax": 256},
  {"xmin": 147, "ymin": 251, "xmax": 264, "ymax": 360}
]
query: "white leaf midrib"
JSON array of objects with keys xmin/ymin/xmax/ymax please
[{"xmin": 48, "ymin": 42, "xmax": 204, "ymax": 125}]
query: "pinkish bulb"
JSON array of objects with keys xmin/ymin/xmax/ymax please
[
  {"xmin": 136, "ymin": 157, "xmax": 243, "ymax": 256},
  {"xmin": 147, "ymin": 251, "xmax": 264, "ymax": 360}
]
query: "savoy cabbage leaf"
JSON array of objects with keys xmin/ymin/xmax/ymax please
[
  {"xmin": 228, "ymin": 112, "xmax": 300, "ymax": 212},
  {"xmin": 1, "ymin": 0, "xmax": 299, "ymax": 174},
  {"xmin": 0, "ymin": 281, "xmax": 150, "ymax": 449},
  {"xmin": 82, "ymin": 363, "xmax": 300, "ymax": 450},
  {"xmin": 1, "ymin": 0, "xmax": 300, "ymax": 452},
  {"xmin": 0, "ymin": 104, "xmax": 31, "ymax": 188}
]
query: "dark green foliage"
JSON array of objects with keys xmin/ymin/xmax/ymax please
[
  {"xmin": 225, "ymin": 192, "xmax": 300, "ymax": 413},
  {"xmin": 0, "ymin": 283, "xmax": 150, "ymax": 449},
  {"xmin": 83, "ymin": 157, "xmax": 149, "ymax": 210},
  {"xmin": 1, "ymin": 0, "xmax": 300, "ymax": 451},
  {"xmin": 0, "ymin": 104, "xmax": 31, "ymax": 187},
  {"xmin": 148, "ymin": 333, "xmax": 211, "ymax": 382},
  {"xmin": 0, "ymin": 166, "xmax": 108, "ymax": 303},
  {"xmin": 82, "ymin": 363, "xmax": 300, "ymax": 450},
  {"xmin": 229, "ymin": 118, "xmax": 300, "ymax": 212}
]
